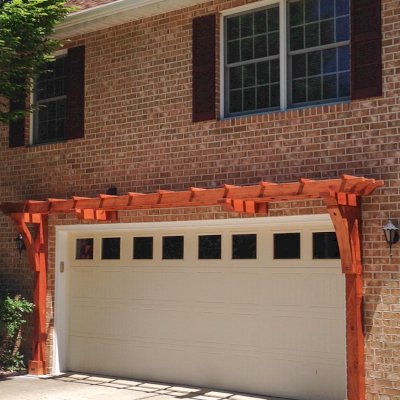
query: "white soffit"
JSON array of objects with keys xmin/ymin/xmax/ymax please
[{"xmin": 54, "ymin": 0, "xmax": 210, "ymax": 39}]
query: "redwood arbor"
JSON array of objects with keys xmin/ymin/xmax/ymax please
[{"xmin": 0, "ymin": 175, "xmax": 383, "ymax": 400}]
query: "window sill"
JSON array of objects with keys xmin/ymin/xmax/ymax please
[
  {"xmin": 27, "ymin": 139, "xmax": 68, "ymax": 148},
  {"xmin": 220, "ymin": 98, "xmax": 351, "ymax": 122}
]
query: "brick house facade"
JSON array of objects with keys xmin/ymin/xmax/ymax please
[{"xmin": 0, "ymin": 0, "xmax": 399, "ymax": 399}]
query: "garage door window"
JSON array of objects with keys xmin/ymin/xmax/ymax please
[
  {"xmin": 232, "ymin": 234, "xmax": 257, "ymax": 259},
  {"xmin": 312, "ymin": 232, "xmax": 340, "ymax": 259},
  {"xmin": 163, "ymin": 236, "xmax": 184, "ymax": 259},
  {"xmin": 75, "ymin": 238, "xmax": 93, "ymax": 259},
  {"xmin": 101, "ymin": 237, "xmax": 120, "ymax": 260},
  {"xmin": 198, "ymin": 235, "xmax": 222, "ymax": 259},
  {"xmin": 133, "ymin": 236, "xmax": 153, "ymax": 260},
  {"xmin": 274, "ymin": 233, "xmax": 300, "ymax": 259}
]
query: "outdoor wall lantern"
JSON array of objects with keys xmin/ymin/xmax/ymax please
[
  {"xmin": 15, "ymin": 234, "xmax": 25, "ymax": 258},
  {"xmin": 383, "ymin": 220, "xmax": 399, "ymax": 257},
  {"xmin": 106, "ymin": 186, "xmax": 118, "ymax": 195}
]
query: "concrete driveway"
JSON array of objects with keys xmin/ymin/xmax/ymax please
[{"xmin": 0, "ymin": 373, "xmax": 289, "ymax": 400}]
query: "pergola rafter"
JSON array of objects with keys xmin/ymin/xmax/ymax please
[{"xmin": 0, "ymin": 175, "xmax": 384, "ymax": 400}]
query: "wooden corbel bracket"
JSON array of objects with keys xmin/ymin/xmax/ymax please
[
  {"xmin": 323, "ymin": 194, "xmax": 362, "ymax": 274},
  {"xmin": 75, "ymin": 209, "xmax": 118, "ymax": 222},
  {"xmin": 220, "ymin": 199, "xmax": 268, "ymax": 215}
]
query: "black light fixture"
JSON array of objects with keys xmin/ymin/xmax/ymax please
[
  {"xmin": 15, "ymin": 233, "xmax": 26, "ymax": 258},
  {"xmin": 383, "ymin": 220, "xmax": 399, "ymax": 257},
  {"xmin": 106, "ymin": 186, "xmax": 118, "ymax": 195}
]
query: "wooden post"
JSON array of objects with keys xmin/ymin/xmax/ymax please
[
  {"xmin": 11, "ymin": 213, "xmax": 48, "ymax": 375},
  {"xmin": 345, "ymin": 273, "xmax": 365, "ymax": 400},
  {"xmin": 324, "ymin": 196, "xmax": 365, "ymax": 400}
]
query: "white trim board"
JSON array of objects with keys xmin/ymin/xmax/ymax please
[
  {"xmin": 220, "ymin": 0, "xmax": 279, "ymax": 16},
  {"xmin": 55, "ymin": 213, "xmax": 332, "ymax": 233},
  {"xmin": 54, "ymin": 0, "xmax": 210, "ymax": 39}
]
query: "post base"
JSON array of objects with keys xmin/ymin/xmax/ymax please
[{"xmin": 28, "ymin": 360, "xmax": 46, "ymax": 375}]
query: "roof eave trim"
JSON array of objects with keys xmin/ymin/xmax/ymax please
[{"xmin": 54, "ymin": 0, "xmax": 207, "ymax": 39}]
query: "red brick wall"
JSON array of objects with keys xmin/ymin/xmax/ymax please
[{"xmin": 1, "ymin": 0, "xmax": 399, "ymax": 398}]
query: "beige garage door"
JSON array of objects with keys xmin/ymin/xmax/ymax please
[{"xmin": 65, "ymin": 218, "xmax": 346, "ymax": 400}]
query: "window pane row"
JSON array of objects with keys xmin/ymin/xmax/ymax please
[
  {"xmin": 292, "ymin": 47, "xmax": 349, "ymax": 78},
  {"xmin": 230, "ymin": 84, "xmax": 280, "ymax": 113},
  {"xmin": 230, "ymin": 60, "xmax": 280, "ymax": 89},
  {"xmin": 292, "ymin": 71, "xmax": 349, "ymax": 103},
  {"xmin": 289, "ymin": 0, "xmax": 350, "ymax": 51},
  {"xmin": 229, "ymin": 59, "xmax": 280, "ymax": 114},
  {"xmin": 290, "ymin": 16, "xmax": 349, "ymax": 51},
  {"xmin": 228, "ymin": 33, "xmax": 279, "ymax": 63},
  {"xmin": 75, "ymin": 232, "xmax": 339, "ymax": 261},
  {"xmin": 289, "ymin": 0, "xmax": 349, "ymax": 27},
  {"xmin": 227, "ymin": 7, "xmax": 279, "ymax": 41}
]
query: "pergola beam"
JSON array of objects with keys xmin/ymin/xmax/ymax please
[{"xmin": 0, "ymin": 176, "xmax": 384, "ymax": 218}]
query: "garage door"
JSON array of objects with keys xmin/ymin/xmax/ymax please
[{"xmin": 64, "ymin": 217, "xmax": 346, "ymax": 400}]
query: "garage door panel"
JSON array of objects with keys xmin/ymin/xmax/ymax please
[
  {"xmin": 122, "ymin": 343, "xmax": 234, "ymax": 384},
  {"xmin": 132, "ymin": 308, "xmax": 189, "ymax": 341},
  {"xmin": 70, "ymin": 269, "xmax": 128, "ymax": 299},
  {"xmin": 70, "ymin": 302, "xmax": 131, "ymax": 339},
  {"xmin": 132, "ymin": 270, "xmax": 174, "ymax": 300},
  {"xmin": 261, "ymin": 357, "xmax": 343, "ymax": 400},
  {"xmin": 309, "ymin": 273, "xmax": 345, "ymax": 308},
  {"xmin": 309, "ymin": 362, "xmax": 347, "ymax": 400},
  {"xmin": 270, "ymin": 273, "xmax": 310, "ymax": 307},
  {"xmin": 306, "ymin": 317, "xmax": 346, "ymax": 355},
  {"xmin": 66, "ymin": 221, "xmax": 345, "ymax": 400},
  {"xmin": 226, "ymin": 272, "xmax": 268, "ymax": 304},
  {"xmin": 191, "ymin": 312, "xmax": 262, "ymax": 346},
  {"xmin": 262, "ymin": 358, "xmax": 305, "ymax": 398},
  {"xmin": 268, "ymin": 315, "xmax": 307, "ymax": 352},
  {"xmin": 69, "ymin": 270, "xmax": 95, "ymax": 298},
  {"xmin": 268, "ymin": 313, "xmax": 345, "ymax": 357},
  {"xmin": 68, "ymin": 337, "xmax": 105, "ymax": 372},
  {"xmin": 69, "ymin": 303, "xmax": 107, "ymax": 336},
  {"xmin": 132, "ymin": 270, "xmax": 209, "ymax": 302},
  {"xmin": 190, "ymin": 272, "xmax": 231, "ymax": 303}
]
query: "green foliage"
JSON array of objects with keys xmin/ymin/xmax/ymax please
[
  {"xmin": 0, "ymin": 296, "xmax": 34, "ymax": 337},
  {"xmin": 0, "ymin": 295, "xmax": 34, "ymax": 371},
  {"xmin": 0, "ymin": 348, "xmax": 25, "ymax": 372},
  {"xmin": 0, "ymin": 0, "xmax": 72, "ymax": 123}
]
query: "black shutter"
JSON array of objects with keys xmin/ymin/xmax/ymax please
[
  {"xmin": 9, "ymin": 97, "xmax": 26, "ymax": 148},
  {"xmin": 192, "ymin": 14, "xmax": 216, "ymax": 122},
  {"xmin": 66, "ymin": 46, "xmax": 85, "ymax": 139},
  {"xmin": 351, "ymin": 0, "xmax": 382, "ymax": 100}
]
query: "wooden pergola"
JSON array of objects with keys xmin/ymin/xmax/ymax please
[{"xmin": 0, "ymin": 175, "xmax": 383, "ymax": 400}]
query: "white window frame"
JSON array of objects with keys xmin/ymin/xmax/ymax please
[
  {"xmin": 30, "ymin": 49, "xmax": 68, "ymax": 145},
  {"xmin": 220, "ymin": 0, "xmax": 349, "ymax": 119}
]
